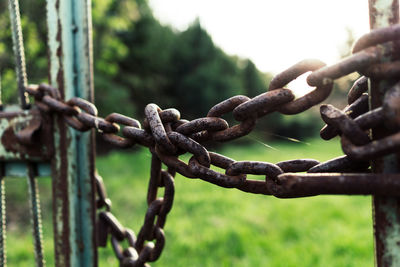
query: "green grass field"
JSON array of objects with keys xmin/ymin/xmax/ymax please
[{"xmin": 4, "ymin": 138, "xmax": 374, "ymax": 266}]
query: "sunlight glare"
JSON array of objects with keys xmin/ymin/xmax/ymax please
[
  {"xmin": 149, "ymin": 0, "xmax": 370, "ymax": 74},
  {"xmin": 286, "ymin": 72, "xmax": 314, "ymax": 97}
]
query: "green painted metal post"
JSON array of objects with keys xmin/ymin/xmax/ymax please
[
  {"xmin": 369, "ymin": 0, "xmax": 400, "ymax": 266},
  {"xmin": 46, "ymin": 0, "xmax": 97, "ymax": 266}
]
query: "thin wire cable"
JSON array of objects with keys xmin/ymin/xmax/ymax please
[
  {"xmin": 27, "ymin": 164, "xmax": 45, "ymax": 267},
  {"xmin": 8, "ymin": 0, "xmax": 30, "ymax": 109}
]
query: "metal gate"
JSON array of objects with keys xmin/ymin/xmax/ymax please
[
  {"xmin": 1, "ymin": 0, "xmax": 400, "ymax": 266},
  {"xmin": 2, "ymin": 0, "xmax": 96, "ymax": 266}
]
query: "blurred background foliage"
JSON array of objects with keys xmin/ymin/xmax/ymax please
[{"xmin": 0, "ymin": 0, "xmax": 356, "ymax": 142}]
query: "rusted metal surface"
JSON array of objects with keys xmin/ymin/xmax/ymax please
[
  {"xmin": 269, "ymin": 59, "xmax": 333, "ymax": 114},
  {"xmin": 368, "ymin": 1, "xmax": 400, "ymax": 266},
  {"xmin": 348, "ymin": 76, "xmax": 369, "ymax": 104},
  {"xmin": 46, "ymin": 0, "xmax": 97, "ymax": 266},
  {"xmin": 275, "ymin": 173, "xmax": 400, "ymax": 198},
  {"xmin": 0, "ymin": 109, "xmax": 52, "ymax": 161},
  {"xmin": 320, "ymin": 93, "xmax": 369, "ymax": 140}
]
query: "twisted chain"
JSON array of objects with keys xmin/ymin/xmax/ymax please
[{"xmin": 24, "ymin": 24, "xmax": 400, "ymax": 266}]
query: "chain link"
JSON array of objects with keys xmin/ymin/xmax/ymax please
[{"xmin": 21, "ymin": 24, "xmax": 400, "ymax": 266}]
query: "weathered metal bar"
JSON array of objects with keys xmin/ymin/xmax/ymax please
[
  {"xmin": 7, "ymin": 0, "xmax": 30, "ymax": 109},
  {"xmin": 0, "ymin": 164, "xmax": 6, "ymax": 266},
  {"xmin": 368, "ymin": 1, "xmax": 400, "ymax": 266},
  {"xmin": 4, "ymin": 162, "xmax": 50, "ymax": 177},
  {"xmin": 27, "ymin": 164, "xmax": 45, "ymax": 267},
  {"xmin": 276, "ymin": 173, "xmax": 400, "ymax": 198},
  {"xmin": 47, "ymin": 0, "xmax": 97, "ymax": 266},
  {"xmin": 0, "ymin": 74, "xmax": 3, "ymax": 111}
]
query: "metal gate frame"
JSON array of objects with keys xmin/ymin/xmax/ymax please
[{"xmin": 46, "ymin": 0, "xmax": 97, "ymax": 266}]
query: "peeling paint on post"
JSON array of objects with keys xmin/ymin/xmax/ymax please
[
  {"xmin": 47, "ymin": 0, "xmax": 97, "ymax": 266},
  {"xmin": 369, "ymin": 0, "xmax": 400, "ymax": 266}
]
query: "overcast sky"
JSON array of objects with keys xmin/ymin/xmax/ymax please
[{"xmin": 149, "ymin": 0, "xmax": 370, "ymax": 74}]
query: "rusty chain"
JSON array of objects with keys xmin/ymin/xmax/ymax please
[{"xmin": 21, "ymin": 24, "xmax": 400, "ymax": 266}]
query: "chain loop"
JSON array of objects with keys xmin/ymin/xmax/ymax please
[{"xmin": 102, "ymin": 113, "xmax": 141, "ymax": 148}]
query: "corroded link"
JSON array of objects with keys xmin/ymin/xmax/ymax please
[
  {"xmin": 269, "ymin": 59, "xmax": 326, "ymax": 90},
  {"xmin": 77, "ymin": 112, "xmax": 119, "ymax": 133},
  {"xmin": 208, "ymin": 152, "xmax": 235, "ymax": 168},
  {"xmin": 171, "ymin": 119, "xmax": 189, "ymax": 130},
  {"xmin": 383, "ymin": 81, "xmax": 400, "ymax": 129},
  {"xmin": 143, "ymin": 108, "xmax": 180, "ymax": 130},
  {"xmin": 306, "ymin": 46, "xmax": 383, "ymax": 86},
  {"xmin": 102, "ymin": 113, "xmax": 141, "ymax": 148},
  {"xmin": 67, "ymin": 97, "xmax": 98, "ymax": 115},
  {"xmin": 346, "ymin": 93, "xmax": 369, "ymax": 118},
  {"xmin": 276, "ymin": 159, "xmax": 320, "ymax": 173},
  {"xmin": 226, "ymin": 161, "xmax": 283, "ymax": 180},
  {"xmin": 320, "ymin": 93, "xmax": 369, "ymax": 140},
  {"xmin": 232, "ymin": 89, "xmax": 295, "ymax": 120},
  {"xmin": 269, "ymin": 59, "xmax": 333, "ymax": 114},
  {"xmin": 307, "ymin": 155, "xmax": 370, "ymax": 173},
  {"xmin": 156, "ymin": 171, "xmax": 175, "ymax": 229},
  {"xmin": 189, "ymin": 157, "xmax": 246, "ymax": 188},
  {"xmin": 341, "ymin": 133, "xmax": 400, "ymax": 161},
  {"xmin": 95, "ymin": 173, "xmax": 112, "ymax": 211},
  {"xmin": 145, "ymin": 104, "xmax": 177, "ymax": 153},
  {"xmin": 111, "ymin": 229, "xmax": 137, "ymax": 261},
  {"xmin": 38, "ymin": 83, "xmax": 61, "ymax": 99},
  {"xmin": 167, "ymin": 131, "xmax": 210, "ymax": 167},
  {"xmin": 135, "ymin": 199, "xmax": 163, "ymax": 252},
  {"xmin": 194, "ymin": 96, "xmax": 257, "ymax": 142},
  {"xmin": 26, "ymin": 84, "xmax": 44, "ymax": 99},
  {"xmin": 352, "ymin": 24, "xmax": 400, "ymax": 53},
  {"xmin": 348, "ymin": 76, "xmax": 368, "ymax": 105},
  {"xmin": 207, "ymin": 95, "xmax": 250, "ymax": 117},
  {"xmin": 65, "ymin": 97, "xmax": 98, "ymax": 131},
  {"xmin": 155, "ymin": 146, "xmax": 196, "ymax": 178},
  {"xmin": 147, "ymin": 227, "xmax": 165, "ymax": 262},
  {"xmin": 175, "ymin": 117, "xmax": 228, "ymax": 135},
  {"xmin": 41, "ymin": 95, "xmax": 79, "ymax": 116},
  {"xmin": 147, "ymin": 155, "xmax": 162, "ymax": 205},
  {"xmin": 236, "ymin": 180, "xmax": 272, "ymax": 195},
  {"xmin": 122, "ymin": 127, "xmax": 155, "ymax": 147},
  {"xmin": 105, "ymin": 113, "xmax": 141, "ymax": 129},
  {"xmin": 320, "ymin": 104, "xmax": 370, "ymax": 145},
  {"xmin": 99, "ymin": 211, "xmax": 126, "ymax": 241},
  {"xmin": 353, "ymin": 107, "xmax": 384, "ymax": 130},
  {"xmin": 136, "ymin": 245, "xmax": 153, "ymax": 267},
  {"xmin": 361, "ymin": 61, "xmax": 400, "ymax": 79},
  {"xmin": 208, "ymin": 115, "xmax": 257, "ymax": 142}
]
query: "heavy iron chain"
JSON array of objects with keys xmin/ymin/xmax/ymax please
[{"xmin": 23, "ymin": 25, "xmax": 400, "ymax": 266}]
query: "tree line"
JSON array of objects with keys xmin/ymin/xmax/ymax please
[{"xmin": 0, "ymin": 0, "xmax": 352, "ymax": 141}]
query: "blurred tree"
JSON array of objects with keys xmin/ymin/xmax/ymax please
[
  {"xmin": 167, "ymin": 19, "xmax": 243, "ymax": 119},
  {"xmin": 3, "ymin": 0, "xmax": 320, "ymax": 142},
  {"xmin": 242, "ymin": 59, "xmax": 267, "ymax": 97}
]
